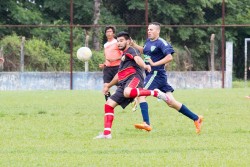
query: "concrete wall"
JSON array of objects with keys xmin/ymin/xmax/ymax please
[{"xmin": 0, "ymin": 71, "xmax": 224, "ymax": 90}]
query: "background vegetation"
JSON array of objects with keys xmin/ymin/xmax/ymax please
[{"xmin": 0, "ymin": 0, "xmax": 250, "ymax": 79}]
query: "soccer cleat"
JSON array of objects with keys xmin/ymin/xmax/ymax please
[
  {"xmin": 154, "ymin": 89, "xmax": 170, "ymax": 103},
  {"xmin": 134, "ymin": 122, "xmax": 152, "ymax": 132},
  {"xmin": 93, "ymin": 132, "xmax": 112, "ymax": 139},
  {"xmin": 194, "ymin": 115, "xmax": 204, "ymax": 134}
]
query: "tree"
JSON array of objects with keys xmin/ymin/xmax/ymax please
[{"xmin": 92, "ymin": 0, "xmax": 101, "ymax": 51}]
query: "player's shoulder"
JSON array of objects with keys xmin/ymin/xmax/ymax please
[
  {"xmin": 128, "ymin": 46, "xmax": 140, "ymax": 55},
  {"xmin": 104, "ymin": 39, "xmax": 117, "ymax": 48},
  {"xmin": 158, "ymin": 37, "xmax": 170, "ymax": 46},
  {"xmin": 128, "ymin": 46, "xmax": 139, "ymax": 51}
]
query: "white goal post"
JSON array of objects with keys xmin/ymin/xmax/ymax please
[{"xmin": 244, "ymin": 38, "xmax": 250, "ymax": 87}]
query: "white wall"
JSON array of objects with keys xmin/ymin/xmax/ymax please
[{"xmin": 0, "ymin": 71, "xmax": 224, "ymax": 90}]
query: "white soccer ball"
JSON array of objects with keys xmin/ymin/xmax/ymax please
[{"xmin": 77, "ymin": 47, "xmax": 92, "ymax": 61}]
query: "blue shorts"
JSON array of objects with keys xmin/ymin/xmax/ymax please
[{"xmin": 144, "ymin": 71, "xmax": 174, "ymax": 93}]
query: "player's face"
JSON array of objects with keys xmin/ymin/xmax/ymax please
[
  {"xmin": 105, "ymin": 28, "xmax": 115, "ymax": 40},
  {"xmin": 148, "ymin": 24, "xmax": 160, "ymax": 40},
  {"xmin": 117, "ymin": 37, "xmax": 128, "ymax": 51}
]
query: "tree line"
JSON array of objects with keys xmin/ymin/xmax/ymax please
[{"xmin": 0, "ymin": 0, "xmax": 250, "ymax": 78}]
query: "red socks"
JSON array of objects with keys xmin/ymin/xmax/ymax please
[
  {"xmin": 104, "ymin": 104, "xmax": 114, "ymax": 135},
  {"xmin": 129, "ymin": 88, "xmax": 158, "ymax": 98}
]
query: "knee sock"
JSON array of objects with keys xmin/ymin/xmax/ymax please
[
  {"xmin": 140, "ymin": 102, "xmax": 150, "ymax": 125},
  {"xmin": 129, "ymin": 88, "xmax": 158, "ymax": 98},
  {"xmin": 104, "ymin": 104, "xmax": 114, "ymax": 135},
  {"xmin": 178, "ymin": 104, "xmax": 198, "ymax": 121}
]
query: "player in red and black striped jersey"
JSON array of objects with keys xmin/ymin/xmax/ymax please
[{"xmin": 94, "ymin": 31, "xmax": 163, "ymax": 139}]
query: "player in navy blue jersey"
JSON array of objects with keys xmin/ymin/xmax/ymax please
[
  {"xmin": 131, "ymin": 22, "xmax": 204, "ymax": 134},
  {"xmin": 94, "ymin": 31, "xmax": 164, "ymax": 139}
]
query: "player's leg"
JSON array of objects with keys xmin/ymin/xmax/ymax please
[
  {"xmin": 94, "ymin": 85, "xmax": 134, "ymax": 139},
  {"xmin": 168, "ymin": 93, "xmax": 203, "ymax": 134},
  {"xmin": 94, "ymin": 98, "xmax": 118, "ymax": 139},
  {"xmin": 123, "ymin": 80, "xmax": 159, "ymax": 98},
  {"xmin": 131, "ymin": 97, "xmax": 138, "ymax": 112},
  {"xmin": 157, "ymin": 90, "xmax": 204, "ymax": 134},
  {"xmin": 134, "ymin": 73, "xmax": 158, "ymax": 131},
  {"xmin": 134, "ymin": 96, "xmax": 152, "ymax": 131}
]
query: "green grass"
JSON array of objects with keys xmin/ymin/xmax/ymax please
[
  {"xmin": 0, "ymin": 88, "xmax": 250, "ymax": 166},
  {"xmin": 233, "ymin": 79, "xmax": 250, "ymax": 88}
]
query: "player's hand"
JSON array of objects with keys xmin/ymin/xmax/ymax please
[
  {"xmin": 144, "ymin": 64, "xmax": 151, "ymax": 73},
  {"xmin": 129, "ymin": 37, "xmax": 134, "ymax": 46},
  {"xmin": 145, "ymin": 58, "xmax": 155, "ymax": 66},
  {"xmin": 99, "ymin": 64, "xmax": 104, "ymax": 69},
  {"xmin": 103, "ymin": 85, "xmax": 109, "ymax": 95}
]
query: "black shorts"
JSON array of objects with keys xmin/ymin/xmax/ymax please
[
  {"xmin": 110, "ymin": 74, "xmax": 144, "ymax": 109},
  {"xmin": 103, "ymin": 66, "xmax": 119, "ymax": 83}
]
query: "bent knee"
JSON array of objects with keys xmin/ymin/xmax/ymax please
[
  {"xmin": 165, "ymin": 99, "xmax": 175, "ymax": 108},
  {"xmin": 123, "ymin": 87, "xmax": 131, "ymax": 98}
]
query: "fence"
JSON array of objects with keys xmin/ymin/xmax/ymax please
[{"xmin": 0, "ymin": 0, "xmax": 250, "ymax": 90}]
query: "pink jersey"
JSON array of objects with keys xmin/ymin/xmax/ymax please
[{"xmin": 104, "ymin": 39, "xmax": 122, "ymax": 66}]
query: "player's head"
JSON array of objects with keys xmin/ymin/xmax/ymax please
[
  {"xmin": 116, "ymin": 31, "xmax": 131, "ymax": 51},
  {"xmin": 105, "ymin": 25, "xmax": 116, "ymax": 40},
  {"xmin": 148, "ymin": 22, "xmax": 161, "ymax": 41}
]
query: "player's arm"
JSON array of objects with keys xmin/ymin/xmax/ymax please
[
  {"xmin": 108, "ymin": 74, "xmax": 118, "ymax": 88},
  {"xmin": 134, "ymin": 56, "xmax": 151, "ymax": 72},
  {"xmin": 103, "ymin": 74, "xmax": 119, "ymax": 94},
  {"xmin": 147, "ymin": 54, "xmax": 173, "ymax": 66},
  {"xmin": 130, "ymin": 38, "xmax": 143, "ymax": 54}
]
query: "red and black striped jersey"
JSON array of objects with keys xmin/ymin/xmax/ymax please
[{"xmin": 117, "ymin": 47, "xmax": 144, "ymax": 83}]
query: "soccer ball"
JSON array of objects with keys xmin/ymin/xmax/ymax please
[{"xmin": 77, "ymin": 47, "xmax": 92, "ymax": 61}]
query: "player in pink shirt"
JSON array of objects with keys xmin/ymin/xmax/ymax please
[{"xmin": 99, "ymin": 26, "xmax": 122, "ymax": 100}]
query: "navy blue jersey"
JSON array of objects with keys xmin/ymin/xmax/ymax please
[{"xmin": 143, "ymin": 38, "xmax": 174, "ymax": 74}]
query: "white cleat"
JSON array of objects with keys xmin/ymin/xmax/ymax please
[
  {"xmin": 154, "ymin": 89, "xmax": 170, "ymax": 103},
  {"xmin": 93, "ymin": 132, "xmax": 112, "ymax": 139}
]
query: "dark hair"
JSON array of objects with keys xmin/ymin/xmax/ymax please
[
  {"xmin": 104, "ymin": 25, "xmax": 116, "ymax": 33},
  {"xmin": 116, "ymin": 31, "xmax": 130, "ymax": 40}
]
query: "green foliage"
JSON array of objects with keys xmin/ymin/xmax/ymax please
[
  {"xmin": 73, "ymin": 47, "xmax": 104, "ymax": 72},
  {"xmin": 1, "ymin": 0, "xmax": 250, "ymax": 76},
  {"xmin": 0, "ymin": 34, "xmax": 70, "ymax": 71},
  {"xmin": 0, "ymin": 34, "xmax": 21, "ymax": 71},
  {"xmin": 0, "ymin": 1, "xmax": 43, "ymax": 25},
  {"xmin": 0, "ymin": 89, "xmax": 249, "ymax": 166},
  {"xmin": 12, "ymin": 3, "xmax": 43, "ymax": 24},
  {"xmin": 88, "ymin": 50, "xmax": 105, "ymax": 71},
  {"xmin": 25, "ymin": 38, "xmax": 70, "ymax": 71}
]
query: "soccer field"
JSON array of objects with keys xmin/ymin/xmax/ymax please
[{"xmin": 0, "ymin": 88, "xmax": 249, "ymax": 166}]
